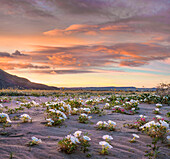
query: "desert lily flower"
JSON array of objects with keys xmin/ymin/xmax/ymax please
[
  {"xmin": 99, "ymin": 141, "xmax": 113, "ymax": 155},
  {"xmin": 46, "ymin": 118, "xmax": 54, "ymax": 126},
  {"xmin": 129, "ymin": 134, "xmax": 140, "ymax": 143},
  {"xmin": 66, "ymin": 134, "xmax": 80, "ymax": 144},
  {"xmin": 156, "ymin": 103, "xmax": 162, "ymax": 108},
  {"xmin": 102, "ymin": 135, "xmax": 113, "ymax": 143},
  {"xmin": 74, "ymin": 131, "xmax": 82, "ymax": 138},
  {"xmin": 155, "ymin": 108, "xmax": 159, "ymax": 111},
  {"xmin": 107, "ymin": 120, "xmax": 116, "ymax": 130},
  {"xmin": 83, "ymin": 136, "xmax": 91, "ymax": 141},
  {"xmin": 96, "ymin": 121, "xmax": 108, "ymax": 129},
  {"xmin": 159, "ymin": 120, "xmax": 169, "ymax": 129}
]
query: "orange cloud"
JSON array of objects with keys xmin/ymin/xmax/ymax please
[
  {"xmin": 43, "ymin": 23, "xmax": 134, "ymax": 37},
  {"xmin": 47, "ymin": 53, "xmax": 77, "ymax": 66},
  {"xmin": 100, "ymin": 25, "xmax": 131, "ymax": 31}
]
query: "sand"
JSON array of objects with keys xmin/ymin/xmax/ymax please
[{"xmin": 0, "ymin": 96, "xmax": 169, "ymax": 159}]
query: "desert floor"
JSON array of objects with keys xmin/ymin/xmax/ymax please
[{"xmin": 0, "ymin": 96, "xmax": 169, "ymax": 159}]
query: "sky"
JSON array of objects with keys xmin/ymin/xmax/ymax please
[{"xmin": 0, "ymin": 0, "xmax": 170, "ymax": 88}]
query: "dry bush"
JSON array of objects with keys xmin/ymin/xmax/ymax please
[{"xmin": 156, "ymin": 83, "xmax": 170, "ymax": 96}]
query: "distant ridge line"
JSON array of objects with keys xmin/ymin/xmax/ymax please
[{"xmin": 0, "ymin": 69, "xmax": 59, "ymax": 90}]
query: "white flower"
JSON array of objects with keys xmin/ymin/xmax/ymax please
[
  {"xmin": 160, "ymin": 120, "xmax": 169, "ymax": 129},
  {"xmin": 83, "ymin": 136, "xmax": 91, "ymax": 141},
  {"xmin": 130, "ymin": 99, "xmax": 135, "ymax": 103},
  {"xmin": 99, "ymin": 141, "xmax": 113, "ymax": 149},
  {"xmin": 32, "ymin": 101, "xmax": 39, "ymax": 106},
  {"xmin": 60, "ymin": 112, "xmax": 67, "ymax": 119},
  {"xmin": 108, "ymin": 120, "xmax": 116, "ymax": 126},
  {"xmin": 132, "ymin": 134, "xmax": 139, "ymax": 138},
  {"xmin": 131, "ymin": 108, "xmax": 135, "ymax": 111},
  {"xmin": 88, "ymin": 116, "xmax": 92, "ymax": 119},
  {"xmin": 46, "ymin": 118, "xmax": 54, "ymax": 125},
  {"xmin": 49, "ymin": 109, "xmax": 55, "ymax": 113},
  {"xmin": 167, "ymin": 136, "xmax": 170, "ymax": 141},
  {"xmin": 73, "ymin": 108, "xmax": 78, "ymax": 111},
  {"xmin": 156, "ymin": 103, "xmax": 162, "ymax": 107},
  {"xmin": 114, "ymin": 105, "xmax": 121, "ymax": 108},
  {"xmin": 139, "ymin": 115, "xmax": 143, "ymax": 118},
  {"xmin": 66, "ymin": 134, "xmax": 72, "ymax": 139},
  {"xmin": 0, "ymin": 104, "xmax": 3, "ymax": 108},
  {"xmin": 139, "ymin": 121, "xmax": 160, "ymax": 129},
  {"xmin": 156, "ymin": 115, "xmax": 162, "ymax": 119},
  {"xmin": 74, "ymin": 131, "xmax": 82, "ymax": 137},
  {"xmin": 20, "ymin": 114, "xmax": 31, "ymax": 120},
  {"xmin": 61, "ymin": 106, "xmax": 65, "ymax": 111},
  {"xmin": 83, "ymin": 108, "xmax": 90, "ymax": 112},
  {"xmin": 139, "ymin": 115, "xmax": 147, "ymax": 118},
  {"xmin": 69, "ymin": 135, "xmax": 80, "ymax": 144},
  {"xmin": 0, "ymin": 113, "xmax": 11, "ymax": 123},
  {"xmin": 103, "ymin": 121, "xmax": 108, "ymax": 126},
  {"xmin": 96, "ymin": 121, "xmax": 103, "ymax": 125},
  {"xmin": 32, "ymin": 136, "xmax": 42, "ymax": 143},
  {"xmin": 105, "ymin": 103, "xmax": 110, "ymax": 106},
  {"xmin": 59, "ymin": 117, "xmax": 63, "ymax": 120},
  {"xmin": 155, "ymin": 108, "xmax": 159, "ymax": 111},
  {"xmin": 102, "ymin": 135, "xmax": 113, "ymax": 140},
  {"xmin": 80, "ymin": 113, "xmax": 88, "ymax": 117}
]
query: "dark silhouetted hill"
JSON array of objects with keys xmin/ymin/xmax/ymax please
[{"xmin": 0, "ymin": 69, "xmax": 58, "ymax": 90}]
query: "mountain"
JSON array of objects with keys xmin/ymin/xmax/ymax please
[{"xmin": 0, "ymin": 69, "xmax": 58, "ymax": 90}]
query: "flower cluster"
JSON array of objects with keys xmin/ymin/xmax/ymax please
[
  {"xmin": 112, "ymin": 106, "xmax": 125, "ymax": 114},
  {"xmin": 78, "ymin": 113, "xmax": 92, "ymax": 124},
  {"xmin": 27, "ymin": 136, "xmax": 42, "ymax": 146},
  {"xmin": 58, "ymin": 131, "xmax": 91, "ymax": 154},
  {"xmin": 46, "ymin": 109, "xmax": 67, "ymax": 126},
  {"xmin": 156, "ymin": 103, "xmax": 162, "ymax": 108},
  {"xmin": 0, "ymin": 98, "xmax": 10, "ymax": 103},
  {"xmin": 45, "ymin": 101, "xmax": 71, "ymax": 115},
  {"xmin": 71, "ymin": 108, "xmax": 79, "ymax": 115},
  {"xmin": 79, "ymin": 107, "xmax": 91, "ymax": 114},
  {"xmin": 96, "ymin": 120, "xmax": 116, "ymax": 131},
  {"xmin": 102, "ymin": 135, "xmax": 113, "ymax": 143},
  {"xmin": 20, "ymin": 114, "xmax": 32, "ymax": 123},
  {"xmin": 0, "ymin": 113, "xmax": 11, "ymax": 123},
  {"xmin": 123, "ymin": 99, "xmax": 139, "ymax": 110},
  {"xmin": 103, "ymin": 103, "xmax": 112, "ymax": 110},
  {"xmin": 153, "ymin": 108, "xmax": 160, "ymax": 114},
  {"xmin": 99, "ymin": 141, "xmax": 113, "ymax": 155},
  {"xmin": 140, "ymin": 119, "xmax": 169, "ymax": 139},
  {"xmin": 124, "ymin": 115, "xmax": 148, "ymax": 129}
]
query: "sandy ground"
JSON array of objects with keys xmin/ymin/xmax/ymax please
[{"xmin": 0, "ymin": 96, "xmax": 169, "ymax": 159}]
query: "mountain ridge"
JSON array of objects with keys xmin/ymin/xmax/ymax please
[{"xmin": 0, "ymin": 69, "xmax": 58, "ymax": 90}]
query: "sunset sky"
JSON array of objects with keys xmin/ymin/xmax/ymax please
[{"xmin": 0, "ymin": 0, "xmax": 170, "ymax": 87}]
